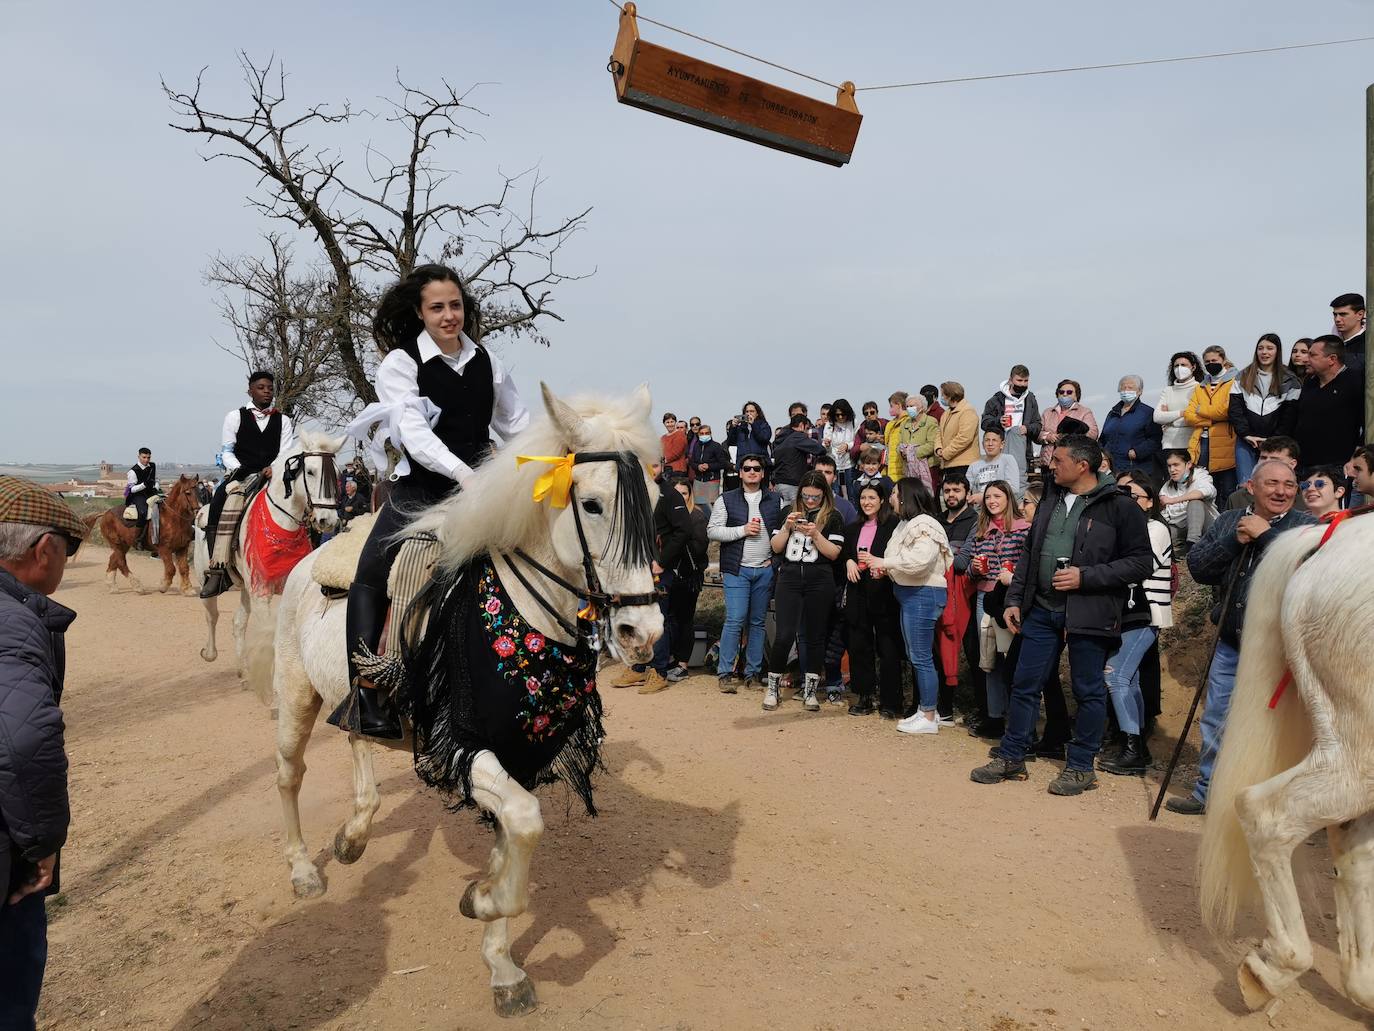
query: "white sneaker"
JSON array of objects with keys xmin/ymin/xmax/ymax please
[
  {"xmin": 937, "ymin": 713, "xmax": 956, "ymax": 727},
  {"xmin": 897, "ymin": 714, "xmax": 940, "ymax": 736}
]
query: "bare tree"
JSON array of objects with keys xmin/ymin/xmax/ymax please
[
  {"xmin": 164, "ymin": 54, "xmax": 591, "ymax": 408},
  {"xmin": 205, "ymin": 234, "xmax": 356, "ymax": 419}
]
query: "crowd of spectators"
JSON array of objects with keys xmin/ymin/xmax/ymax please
[{"xmin": 619, "ymin": 292, "xmax": 1369, "ymax": 802}]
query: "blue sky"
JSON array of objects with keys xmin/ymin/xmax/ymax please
[{"xmin": 3, "ymin": 1, "xmax": 1370, "ymax": 461}]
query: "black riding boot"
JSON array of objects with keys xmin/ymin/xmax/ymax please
[
  {"xmin": 328, "ymin": 582, "xmax": 403, "ymax": 740},
  {"xmin": 1100, "ymin": 734, "xmax": 1151, "ymax": 776}
]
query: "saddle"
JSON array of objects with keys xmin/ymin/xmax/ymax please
[
  {"xmin": 122, "ymin": 494, "xmax": 162, "ymax": 526},
  {"xmin": 311, "ymin": 514, "xmax": 378, "ymax": 596}
]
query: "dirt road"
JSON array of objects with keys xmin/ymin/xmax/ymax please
[{"xmin": 36, "ymin": 546, "xmax": 1367, "ymax": 1030}]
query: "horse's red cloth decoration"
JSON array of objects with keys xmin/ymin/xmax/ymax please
[
  {"xmin": 1267, "ymin": 506, "xmax": 1365, "ymax": 709},
  {"xmin": 243, "ymin": 490, "xmax": 313, "ymax": 596}
]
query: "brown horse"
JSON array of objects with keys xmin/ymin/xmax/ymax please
[{"xmin": 86, "ymin": 475, "xmax": 202, "ymax": 595}]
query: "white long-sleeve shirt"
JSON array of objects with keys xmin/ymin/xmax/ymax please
[
  {"xmin": 221, "ymin": 406, "xmax": 297, "ymax": 474},
  {"xmin": 126, "ymin": 461, "xmax": 158, "ymax": 494},
  {"xmin": 375, "ymin": 330, "xmax": 529, "ymax": 484}
]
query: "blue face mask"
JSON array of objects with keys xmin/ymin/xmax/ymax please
[
  {"xmin": 1057, "ymin": 396, "xmax": 1074, "ymax": 409},
  {"xmin": 1118, "ymin": 390, "xmax": 1139, "ymax": 404},
  {"xmin": 699, "ymin": 435, "xmax": 711, "ymax": 443},
  {"xmin": 905, "ymin": 406, "xmax": 919, "ymax": 419}
]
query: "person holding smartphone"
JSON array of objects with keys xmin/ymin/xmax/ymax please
[{"xmin": 762, "ymin": 472, "xmax": 846, "ymax": 712}]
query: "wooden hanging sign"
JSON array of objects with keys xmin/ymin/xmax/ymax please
[{"xmin": 608, "ymin": 3, "xmax": 862, "ymax": 167}]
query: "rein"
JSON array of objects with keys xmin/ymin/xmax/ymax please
[{"xmin": 505, "ymin": 449, "xmax": 660, "ymax": 647}]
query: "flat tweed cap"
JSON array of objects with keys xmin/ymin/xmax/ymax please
[{"xmin": 0, "ymin": 476, "xmax": 89, "ymax": 540}]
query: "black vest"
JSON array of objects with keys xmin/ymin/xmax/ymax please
[
  {"xmin": 398, "ymin": 339, "xmax": 496, "ymax": 496},
  {"xmin": 130, "ymin": 462, "xmax": 157, "ymax": 492},
  {"xmin": 235, "ymin": 408, "xmax": 284, "ymax": 473}
]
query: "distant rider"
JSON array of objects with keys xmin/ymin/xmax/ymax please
[
  {"xmin": 126, "ymin": 447, "xmax": 161, "ymax": 553},
  {"xmin": 199, "ymin": 370, "xmax": 295, "ymax": 598}
]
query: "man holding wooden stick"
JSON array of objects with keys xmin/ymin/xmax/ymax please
[{"xmin": 1164, "ymin": 458, "xmax": 1315, "ymax": 815}]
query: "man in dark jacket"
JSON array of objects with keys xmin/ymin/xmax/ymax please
[
  {"xmin": 611, "ymin": 478, "xmax": 692, "ymax": 695},
  {"xmin": 980, "ymin": 365, "xmax": 1043, "ymax": 489},
  {"xmin": 1099, "ymin": 375, "xmax": 1163, "ymax": 475},
  {"xmin": 970, "ymin": 436, "xmax": 1153, "ymax": 796},
  {"xmin": 1164, "ymin": 458, "xmax": 1316, "ymax": 815},
  {"xmin": 0, "ymin": 476, "xmax": 85, "ymax": 1030},
  {"xmin": 770, "ymin": 415, "xmax": 826, "ymax": 505},
  {"xmin": 1292, "ymin": 335, "xmax": 1364, "ymax": 472}
]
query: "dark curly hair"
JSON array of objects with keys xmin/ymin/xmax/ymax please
[{"xmin": 372, "ymin": 264, "xmax": 481, "ymax": 354}]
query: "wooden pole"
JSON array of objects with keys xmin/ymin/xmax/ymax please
[{"xmin": 1367, "ymin": 84, "xmax": 1373, "ymax": 443}]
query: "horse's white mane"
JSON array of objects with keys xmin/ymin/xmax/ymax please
[{"xmin": 410, "ymin": 385, "xmax": 658, "ymax": 570}]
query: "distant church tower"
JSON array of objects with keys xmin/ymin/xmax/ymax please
[{"xmin": 98, "ymin": 460, "xmax": 116, "ymax": 480}]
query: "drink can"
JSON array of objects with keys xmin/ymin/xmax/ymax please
[{"xmin": 1055, "ymin": 557, "xmax": 1071, "ymax": 571}]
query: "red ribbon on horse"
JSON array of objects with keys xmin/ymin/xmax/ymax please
[{"xmin": 243, "ymin": 489, "xmax": 314, "ymax": 596}]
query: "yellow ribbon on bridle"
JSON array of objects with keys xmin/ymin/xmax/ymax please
[{"xmin": 516, "ymin": 453, "xmax": 576, "ymax": 508}]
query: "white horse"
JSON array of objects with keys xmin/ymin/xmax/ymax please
[
  {"xmin": 255, "ymin": 384, "xmax": 663, "ymax": 1017},
  {"xmin": 1197, "ymin": 511, "xmax": 1374, "ymax": 1012},
  {"xmin": 194, "ymin": 430, "xmax": 345, "ymax": 667}
]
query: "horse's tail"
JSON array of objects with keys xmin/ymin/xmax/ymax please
[{"xmin": 1197, "ymin": 522, "xmax": 1322, "ymax": 939}]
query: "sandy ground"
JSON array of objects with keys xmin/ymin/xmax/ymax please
[{"xmin": 35, "ymin": 546, "xmax": 1371, "ymax": 1031}]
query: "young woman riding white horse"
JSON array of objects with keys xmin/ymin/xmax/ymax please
[
  {"xmin": 331, "ymin": 264, "xmax": 530, "ymax": 740},
  {"xmin": 262, "ymin": 381, "xmax": 663, "ymax": 1017}
]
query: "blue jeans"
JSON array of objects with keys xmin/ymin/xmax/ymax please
[
  {"xmin": 632, "ymin": 569, "xmax": 674, "ymax": 675},
  {"xmin": 1194, "ymin": 639, "xmax": 1240, "ymax": 804},
  {"xmin": 0, "ymin": 891, "xmax": 47, "ymax": 1031},
  {"xmin": 1233, "ymin": 437, "xmax": 1258, "ymax": 486},
  {"xmin": 976, "ymin": 593, "xmax": 1009, "ymax": 719},
  {"xmin": 894, "ymin": 585, "xmax": 946, "ymax": 710},
  {"xmin": 718, "ymin": 565, "xmax": 774, "ymax": 678},
  {"xmin": 997, "ymin": 606, "xmax": 1114, "ymax": 771},
  {"xmin": 1104, "ymin": 625, "xmax": 1157, "ymax": 735}
]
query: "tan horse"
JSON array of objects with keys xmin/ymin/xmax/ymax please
[{"xmin": 85, "ymin": 475, "xmax": 201, "ymax": 595}]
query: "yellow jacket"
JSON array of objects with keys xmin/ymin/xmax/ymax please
[
  {"xmin": 1183, "ymin": 381, "xmax": 1236, "ymax": 472},
  {"xmin": 883, "ymin": 415, "xmax": 908, "ymax": 478},
  {"xmin": 936, "ymin": 399, "xmax": 980, "ymax": 470}
]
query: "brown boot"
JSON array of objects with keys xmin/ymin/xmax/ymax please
[
  {"xmin": 637, "ymin": 669, "xmax": 669, "ymax": 695},
  {"xmin": 611, "ymin": 665, "xmax": 648, "ymax": 689}
]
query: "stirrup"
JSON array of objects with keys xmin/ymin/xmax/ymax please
[{"xmin": 199, "ymin": 567, "xmax": 232, "ymax": 599}]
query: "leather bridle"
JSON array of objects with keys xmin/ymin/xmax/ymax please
[
  {"xmin": 269, "ymin": 451, "xmax": 339, "ymax": 527},
  {"xmin": 503, "ymin": 449, "xmax": 660, "ymax": 645}
]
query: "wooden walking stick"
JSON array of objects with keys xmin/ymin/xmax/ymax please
[{"xmin": 1149, "ymin": 543, "xmax": 1250, "ymax": 821}]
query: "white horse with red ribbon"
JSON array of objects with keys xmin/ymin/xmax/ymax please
[
  {"xmin": 1197, "ymin": 506, "xmax": 1374, "ymax": 1013},
  {"xmin": 254, "ymin": 384, "xmax": 663, "ymax": 1017},
  {"xmin": 194, "ymin": 430, "xmax": 345, "ymax": 668}
]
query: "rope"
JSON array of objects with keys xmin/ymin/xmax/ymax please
[
  {"xmin": 604, "ymin": 0, "xmax": 841, "ymax": 90},
  {"xmin": 859, "ymin": 35, "xmax": 1374, "ymax": 92},
  {"xmin": 603, "ymin": 2, "xmax": 1374, "ymax": 97}
]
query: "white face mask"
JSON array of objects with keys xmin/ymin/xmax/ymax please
[
  {"xmin": 906, "ymin": 406, "xmax": 919, "ymax": 419},
  {"xmin": 1119, "ymin": 390, "xmax": 1139, "ymax": 404},
  {"xmin": 1173, "ymin": 364, "xmax": 1193, "ymax": 381}
]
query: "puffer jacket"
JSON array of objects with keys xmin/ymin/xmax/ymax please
[
  {"xmin": 1227, "ymin": 369, "xmax": 1301, "ymax": 441},
  {"xmin": 0, "ymin": 567, "xmax": 73, "ymax": 896},
  {"xmin": 1183, "ymin": 379, "xmax": 1238, "ymax": 472}
]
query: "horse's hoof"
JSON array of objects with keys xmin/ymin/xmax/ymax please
[
  {"xmin": 492, "ymin": 976, "xmax": 537, "ymax": 1018},
  {"xmin": 332, "ymin": 827, "xmax": 367, "ymax": 865},
  {"xmin": 1238, "ymin": 956, "xmax": 1276, "ymax": 1011},
  {"xmin": 459, "ymin": 880, "xmax": 481, "ymax": 919},
  {"xmin": 200, "ymin": 648, "xmax": 216, "ymax": 662},
  {"xmin": 292, "ymin": 868, "xmax": 326, "ymax": 899}
]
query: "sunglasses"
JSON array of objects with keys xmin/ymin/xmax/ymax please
[
  {"xmin": 800, "ymin": 494, "xmax": 825, "ymax": 504},
  {"xmin": 740, "ymin": 466, "xmax": 764, "ymax": 473},
  {"xmin": 35, "ymin": 531, "xmax": 81, "ymax": 558},
  {"xmin": 1057, "ymin": 391, "xmax": 1076, "ymax": 398},
  {"xmin": 1299, "ymin": 478, "xmax": 1333, "ymax": 491}
]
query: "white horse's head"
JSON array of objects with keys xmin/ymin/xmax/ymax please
[
  {"xmin": 420, "ymin": 383, "xmax": 664, "ymax": 665},
  {"xmin": 272, "ymin": 430, "xmax": 347, "ymax": 534}
]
